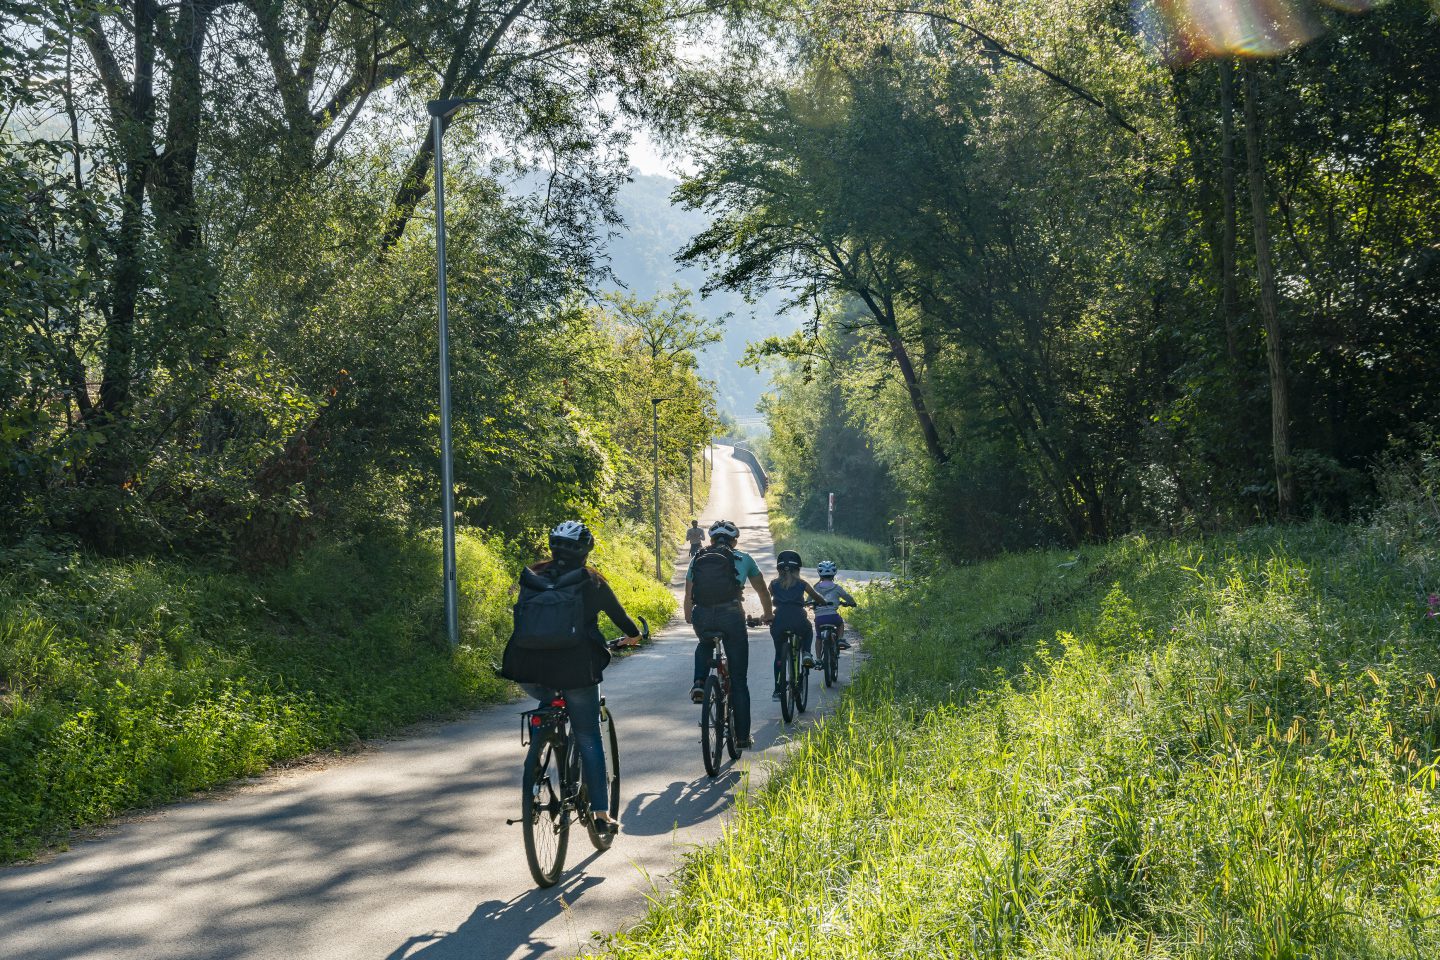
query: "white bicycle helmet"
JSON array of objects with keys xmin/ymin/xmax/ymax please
[
  {"xmin": 549, "ymin": 520, "xmax": 595, "ymax": 561},
  {"xmin": 707, "ymin": 519, "xmax": 739, "ymax": 544},
  {"xmin": 817, "ymin": 560, "xmax": 838, "ymax": 576}
]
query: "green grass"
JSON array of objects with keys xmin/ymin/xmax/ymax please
[
  {"xmin": 0, "ymin": 522, "xmax": 672, "ymax": 862},
  {"xmin": 604, "ymin": 500, "xmax": 1440, "ymax": 957},
  {"xmin": 770, "ymin": 508, "xmax": 889, "ymax": 572}
]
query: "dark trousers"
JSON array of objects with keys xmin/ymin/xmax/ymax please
[
  {"xmin": 691, "ymin": 602, "xmax": 750, "ymax": 741},
  {"xmin": 770, "ymin": 615, "xmax": 813, "ymax": 688}
]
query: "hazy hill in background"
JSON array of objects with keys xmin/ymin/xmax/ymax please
[{"xmin": 601, "ymin": 172, "xmax": 799, "ymax": 420}]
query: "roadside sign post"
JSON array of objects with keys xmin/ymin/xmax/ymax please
[{"xmin": 828, "ymin": 492, "xmax": 835, "ymax": 532}]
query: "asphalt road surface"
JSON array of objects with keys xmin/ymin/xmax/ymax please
[{"xmin": 1, "ymin": 445, "xmax": 881, "ymax": 960}]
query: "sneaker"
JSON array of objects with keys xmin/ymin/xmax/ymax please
[
  {"xmin": 802, "ymin": 655, "xmax": 815, "ymax": 668},
  {"xmin": 738, "ymin": 737, "xmax": 755, "ymax": 748},
  {"xmin": 690, "ymin": 682, "xmax": 705, "ymax": 704},
  {"xmin": 771, "ymin": 687, "xmax": 782, "ymax": 700},
  {"xmin": 837, "ymin": 639, "xmax": 851, "ymax": 650},
  {"xmin": 593, "ymin": 815, "xmax": 620, "ymax": 836}
]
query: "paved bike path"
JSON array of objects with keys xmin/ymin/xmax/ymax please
[{"xmin": 0, "ymin": 446, "xmax": 879, "ymax": 960}]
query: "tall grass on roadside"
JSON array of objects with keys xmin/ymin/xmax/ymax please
[
  {"xmin": 0, "ymin": 522, "xmax": 672, "ymax": 862},
  {"xmin": 770, "ymin": 509, "xmax": 889, "ymax": 572},
  {"xmin": 604, "ymin": 502, "xmax": 1440, "ymax": 956}
]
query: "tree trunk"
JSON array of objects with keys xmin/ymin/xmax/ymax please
[
  {"xmin": 1219, "ymin": 59, "xmax": 1240, "ymax": 364},
  {"xmin": 882, "ymin": 325, "xmax": 949, "ymax": 465},
  {"xmin": 94, "ymin": 0, "xmax": 157, "ymax": 418},
  {"xmin": 1242, "ymin": 60, "xmax": 1295, "ymax": 519},
  {"xmin": 852, "ymin": 287, "xmax": 948, "ymax": 465}
]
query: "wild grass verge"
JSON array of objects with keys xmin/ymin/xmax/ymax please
[
  {"xmin": 0, "ymin": 523, "xmax": 671, "ymax": 862},
  {"xmin": 604, "ymin": 494, "xmax": 1440, "ymax": 957},
  {"xmin": 769, "ymin": 508, "xmax": 889, "ymax": 572}
]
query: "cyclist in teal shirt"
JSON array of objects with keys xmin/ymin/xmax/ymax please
[{"xmin": 683, "ymin": 520, "xmax": 773, "ymax": 748}]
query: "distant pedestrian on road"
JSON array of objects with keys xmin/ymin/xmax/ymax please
[
  {"xmin": 684, "ymin": 519, "xmax": 773, "ymax": 747},
  {"xmin": 685, "ymin": 519, "xmax": 705, "ymax": 557},
  {"xmin": 500, "ymin": 520, "xmax": 642, "ymax": 834}
]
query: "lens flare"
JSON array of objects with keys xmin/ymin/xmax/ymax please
[{"xmin": 1135, "ymin": 0, "xmax": 1375, "ymax": 64}]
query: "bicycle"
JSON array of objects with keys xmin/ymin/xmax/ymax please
[
  {"xmin": 777, "ymin": 600, "xmax": 821, "ymax": 723},
  {"xmin": 698, "ymin": 628, "xmax": 742, "ymax": 777},
  {"xmin": 510, "ymin": 617, "xmax": 647, "ymax": 888},
  {"xmin": 816, "ymin": 602, "xmax": 854, "ymax": 689}
]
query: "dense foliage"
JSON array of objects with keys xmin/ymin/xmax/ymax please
[
  {"xmin": 0, "ymin": 524, "xmax": 674, "ymax": 861},
  {"xmin": 677, "ymin": 0, "xmax": 1440, "ymax": 559},
  {"xmin": 604, "ymin": 461, "xmax": 1440, "ymax": 959},
  {"xmin": 0, "ymin": 0, "xmax": 726, "ymax": 557}
]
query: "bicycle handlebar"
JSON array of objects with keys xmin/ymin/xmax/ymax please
[{"xmin": 608, "ymin": 615, "xmax": 650, "ymax": 650}]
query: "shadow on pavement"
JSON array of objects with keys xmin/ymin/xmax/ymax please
[
  {"xmin": 619, "ymin": 772, "xmax": 740, "ymax": 836},
  {"xmin": 385, "ymin": 859, "xmax": 603, "ymax": 960}
]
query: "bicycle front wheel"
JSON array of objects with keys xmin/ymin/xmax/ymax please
[
  {"xmin": 522, "ymin": 730, "xmax": 569, "ymax": 888},
  {"xmin": 701, "ymin": 675, "xmax": 725, "ymax": 777},
  {"xmin": 586, "ymin": 704, "xmax": 621, "ymax": 851},
  {"xmin": 823, "ymin": 630, "xmax": 839, "ymax": 687},
  {"xmin": 779, "ymin": 641, "xmax": 795, "ymax": 724},
  {"xmin": 794, "ymin": 641, "xmax": 809, "ymax": 714}
]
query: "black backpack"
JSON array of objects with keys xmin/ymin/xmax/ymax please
[
  {"xmin": 509, "ymin": 566, "xmax": 590, "ymax": 651},
  {"xmin": 691, "ymin": 545, "xmax": 742, "ymax": 606}
]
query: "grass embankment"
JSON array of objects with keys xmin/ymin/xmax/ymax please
[
  {"xmin": 0, "ymin": 523, "xmax": 671, "ymax": 862},
  {"xmin": 769, "ymin": 507, "xmax": 889, "ymax": 572},
  {"xmin": 606, "ymin": 503, "xmax": 1440, "ymax": 957}
]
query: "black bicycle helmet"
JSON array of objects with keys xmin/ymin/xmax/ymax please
[
  {"xmin": 548, "ymin": 520, "xmax": 595, "ymax": 563},
  {"xmin": 776, "ymin": 549, "xmax": 802, "ymax": 571}
]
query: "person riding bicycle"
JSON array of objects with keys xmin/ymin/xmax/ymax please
[
  {"xmin": 501, "ymin": 520, "xmax": 642, "ymax": 835},
  {"xmin": 813, "ymin": 560, "xmax": 858, "ymax": 650},
  {"xmin": 768, "ymin": 550, "xmax": 826, "ymax": 699},
  {"xmin": 684, "ymin": 519, "xmax": 773, "ymax": 748},
  {"xmin": 685, "ymin": 519, "xmax": 705, "ymax": 558}
]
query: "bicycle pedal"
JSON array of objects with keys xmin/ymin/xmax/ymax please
[{"xmin": 505, "ymin": 818, "xmax": 522, "ymax": 826}]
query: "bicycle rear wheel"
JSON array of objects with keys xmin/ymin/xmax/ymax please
[
  {"xmin": 522, "ymin": 729, "xmax": 569, "ymax": 888},
  {"xmin": 778, "ymin": 640, "xmax": 795, "ymax": 723},
  {"xmin": 725, "ymin": 681, "xmax": 741, "ymax": 759},
  {"xmin": 701, "ymin": 675, "xmax": 725, "ymax": 777},
  {"xmin": 822, "ymin": 628, "xmax": 838, "ymax": 687},
  {"xmin": 586, "ymin": 704, "xmax": 621, "ymax": 851}
]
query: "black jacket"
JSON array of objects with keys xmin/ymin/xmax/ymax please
[{"xmin": 502, "ymin": 560, "xmax": 639, "ymax": 690}]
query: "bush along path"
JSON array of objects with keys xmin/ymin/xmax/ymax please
[
  {"xmin": 0, "ymin": 525, "xmax": 673, "ymax": 862},
  {"xmin": 602, "ymin": 504, "xmax": 1440, "ymax": 958}
]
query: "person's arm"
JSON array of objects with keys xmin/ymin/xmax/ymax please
[
  {"xmin": 803, "ymin": 580, "xmax": 827, "ymax": 605},
  {"xmin": 594, "ymin": 574, "xmax": 642, "ymax": 643},
  {"xmin": 684, "ymin": 579, "xmax": 695, "ymax": 623},
  {"xmin": 748, "ymin": 572, "xmax": 773, "ymax": 622},
  {"xmin": 838, "ymin": 585, "xmax": 857, "ymax": 607}
]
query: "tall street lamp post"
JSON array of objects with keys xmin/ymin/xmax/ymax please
[
  {"xmin": 652, "ymin": 397, "xmax": 675, "ymax": 582},
  {"xmin": 429, "ymin": 97, "xmax": 483, "ymax": 649}
]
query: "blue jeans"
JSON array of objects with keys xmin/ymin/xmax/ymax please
[
  {"xmin": 691, "ymin": 602, "xmax": 750, "ymax": 741},
  {"xmin": 521, "ymin": 682, "xmax": 608, "ymax": 813}
]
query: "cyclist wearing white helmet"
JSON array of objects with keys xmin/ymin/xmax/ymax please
[
  {"xmin": 812, "ymin": 560, "xmax": 857, "ymax": 650},
  {"xmin": 500, "ymin": 520, "xmax": 643, "ymax": 834},
  {"xmin": 683, "ymin": 519, "xmax": 772, "ymax": 747}
]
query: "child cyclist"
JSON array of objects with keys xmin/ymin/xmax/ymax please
[
  {"xmin": 813, "ymin": 560, "xmax": 857, "ymax": 650},
  {"xmin": 769, "ymin": 550, "xmax": 827, "ymax": 698}
]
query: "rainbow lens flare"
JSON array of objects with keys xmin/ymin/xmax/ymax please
[{"xmin": 1136, "ymin": 0, "xmax": 1378, "ymax": 64}]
